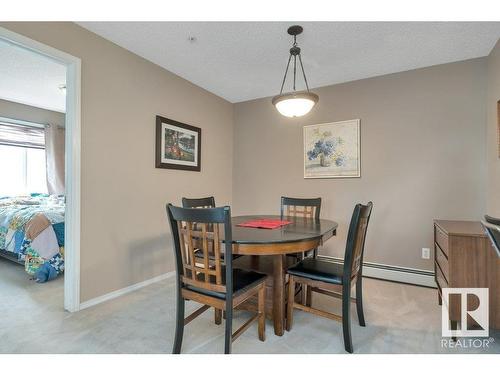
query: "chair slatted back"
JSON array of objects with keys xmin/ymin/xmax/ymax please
[
  {"xmin": 182, "ymin": 196, "xmax": 216, "ymax": 209},
  {"xmin": 343, "ymin": 202, "xmax": 373, "ymax": 282},
  {"xmin": 182, "ymin": 197, "xmax": 216, "ymax": 251},
  {"xmin": 281, "ymin": 196, "xmax": 321, "ymax": 220},
  {"xmin": 177, "ymin": 220, "xmax": 225, "ymax": 293},
  {"xmin": 167, "ymin": 204, "xmax": 233, "ymax": 296}
]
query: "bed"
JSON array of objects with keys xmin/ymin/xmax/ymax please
[{"xmin": 0, "ymin": 195, "xmax": 65, "ymax": 282}]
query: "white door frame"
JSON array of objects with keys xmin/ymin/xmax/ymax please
[{"xmin": 0, "ymin": 27, "xmax": 81, "ymax": 312}]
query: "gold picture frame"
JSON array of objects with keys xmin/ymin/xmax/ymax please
[{"xmin": 303, "ymin": 119, "xmax": 361, "ymax": 179}]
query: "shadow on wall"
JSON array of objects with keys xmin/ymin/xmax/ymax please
[{"xmin": 127, "ymin": 233, "xmax": 174, "ymax": 286}]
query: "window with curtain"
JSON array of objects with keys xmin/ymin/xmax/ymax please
[{"xmin": 0, "ymin": 120, "xmax": 48, "ymax": 197}]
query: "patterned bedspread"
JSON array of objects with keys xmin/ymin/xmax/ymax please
[{"xmin": 0, "ymin": 196, "xmax": 65, "ymax": 282}]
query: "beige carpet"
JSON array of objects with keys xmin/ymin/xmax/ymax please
[{"xmin": 0, "ymin": 256, "xmax": 498, "ymax": 354}]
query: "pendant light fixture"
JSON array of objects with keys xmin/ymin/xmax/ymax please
[{"xmin": 272, "ymin": 25, "xmax": 318, "ymax": 117}]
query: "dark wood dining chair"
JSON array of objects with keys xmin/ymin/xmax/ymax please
[
  {"xmin": 182, "ymin": 196, "xmax": 245, "ymax": 325},
  {"xmin": 183, "ymin": 196, "xmax": 225, "ymax": 324},
  {"xmin": 281, "ymin": 196, "xmax": 322, "ymax": 259},
  {"xmin": 280, "ymin": 197, "xmax": 322, "ymax": 304},
  {"xmin": 167, "ymin": 203, "xmax": 266, "ymax": 354},
  {"xmin": 285, "ymin": 202, "xmax": 373, "ymax": 353},
  {"xmin": 281, "ymin": 196, "xmax": 322, "ymax": 220}
]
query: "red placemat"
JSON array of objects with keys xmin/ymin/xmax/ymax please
[{"xmin": 236, "ymin": 218, "xmax": 292, "ymax": 229}]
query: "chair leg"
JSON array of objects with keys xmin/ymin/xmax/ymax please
[
  {"xmin": 342, "ymin": 285, "xmax": 353, "ymax": 353},
  {"xmin": 355, "ymin": 277, "xmax": 366, "ymax": 327},
  {"xmin": 258, "ymin": 286, "xmax": 266, "ymax": 341},
  {"xmin": 215, "ymin": 308, "xmax": 222, "ymax": 325},
  {"xmin": 173, "ymin": 294, "xmax": 185, "ymax": 354},
  {"xmin": 286, "ymin": 276, "xmax": 295, "ymax": 331},
  {"xmin": 305, "ymin": 284, "xmax": 312, "ymax": 307},
  {"xmin": 302, "ymin": 283, "xmax": 307, "ymax": 305},
  {"xmin": 224, "ymin": 305, "xmax": 233, "ymax": 354}
]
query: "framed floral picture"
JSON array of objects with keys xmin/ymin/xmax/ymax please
[
  {"xmin": 155, "ymin": 116, "xmax": 201, "ymax": 171},
  {"xmin": 304, "ymin": 119, "xmax": 360, "ymax": 179}
]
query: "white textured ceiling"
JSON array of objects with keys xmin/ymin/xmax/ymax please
[
  {"xmin": 78, "ymin": 22, "xmax": 500, "ymax": 103},
  {"xmin": 0, "ymin": 38, "xmax": 66, "ymax": 113}
]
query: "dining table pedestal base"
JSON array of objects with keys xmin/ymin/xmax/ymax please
[
  {"xmin": 229, "ymin": 215, "xmax": 338, "ymax": 337},
  {"xmin": 233, "ymin": 254, "xmax": 301, "ymax": 336}
]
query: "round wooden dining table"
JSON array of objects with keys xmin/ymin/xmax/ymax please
[{"xmin": 229, "ymin": 215, "xmax": 338, "ymax": 336}]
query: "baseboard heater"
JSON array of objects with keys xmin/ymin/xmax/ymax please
[{"xmin": 318, "ymin": 256, "xmax": 437, "ymax": 288}]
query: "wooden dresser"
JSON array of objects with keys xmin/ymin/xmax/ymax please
[{"xmin": 434, "ymin": 220, "xmax": 500, "ymax": 330}]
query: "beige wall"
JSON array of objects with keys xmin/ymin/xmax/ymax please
[
  {"xmin": 487, "ymin": 39, "xmax": 500, "ymax": 216},
  {"xmin": 233, "ymin": 59, "xmax": 487, "ymax": 271},
  {"xmin": 0, "ymin": 22, "xmax": 234, "ymax": 303},
  {"xmin": 0, "ymin": 98, "xmax": 65, "ymax": 126}
]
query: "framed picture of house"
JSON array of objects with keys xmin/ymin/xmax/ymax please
[
  {"xmin": 155, "ymin": 116, "xmax": 201, "ymax": 171},
  {"xmin": 304, "ymin": 119, "xmax": 360, "ymax": 179}
]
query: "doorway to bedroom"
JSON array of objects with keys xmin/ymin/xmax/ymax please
[{"xmin": 0, "ymin": 29, "xmax": 81, "ymax": 313}]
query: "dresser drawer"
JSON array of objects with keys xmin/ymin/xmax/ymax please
[
  {"xmin": 434, "ymin": 224, "xmax": 449, "ymax": 257},
  {"xmin": 435, "ymin": 262, "xmax": 448, "ymax": 291},
  {"xmin": 435, "ymin": 243, "xmax": 449, "ymax": 283}
]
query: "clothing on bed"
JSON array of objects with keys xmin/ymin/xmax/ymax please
[
  {"xmin": 35, "ymin": 262, "xmax": 58, "ymax": 283},
  {"xmin": 35, "ymin": 253, "xmax": 64, "ymax": 283},
  {"xmin": 0, "ymin": 195, "xmax": 65, "ymax": 282}
]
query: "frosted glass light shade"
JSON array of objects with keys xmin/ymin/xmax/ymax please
[{"xmin": 272, "ymin": 91, "xmax": 319, "ymax": 117}]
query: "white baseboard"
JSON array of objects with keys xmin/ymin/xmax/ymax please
[
  {"xmin": 319, "ymin": 256, "xmax": 437, "ymax": 288},
  {"xmin": 79, "ymin": 271, "xmax": 176, "ymax": 311},
  {"xmin": 78, "ymin": 258, "xmax": 436, "ymax": 311}
]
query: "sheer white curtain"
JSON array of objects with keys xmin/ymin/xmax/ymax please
[{"xmin": 45, "ymin": 124, "xmax": 65, "ymax": 195}]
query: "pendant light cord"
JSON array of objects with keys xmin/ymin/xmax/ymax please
[
  {"xmin": 298, "ymin": 54, "xmax": 310, "ymax": 92},
  {"xmin": 293, "ymin": 35, "xmax": 297, "ymax": 91},
  {"xmin": 279, "ymin": 54, "xmax": 292, "ymax": 95},
  {"xmin": 293, "ymin": 55, "xmax": 297, "ymax": 91},
  {"xmin": 278, "ymin": 30, "xmax": 311, "ymax": 94}
]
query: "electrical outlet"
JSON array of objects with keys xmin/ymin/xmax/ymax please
[{"xmin": 422, "ymin": 248, "xmax": 431, "ymax": 259}]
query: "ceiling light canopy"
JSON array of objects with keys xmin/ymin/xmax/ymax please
[{"xmin": 272, "ymin": 25, "xmax": 318, "ymax": 118}]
